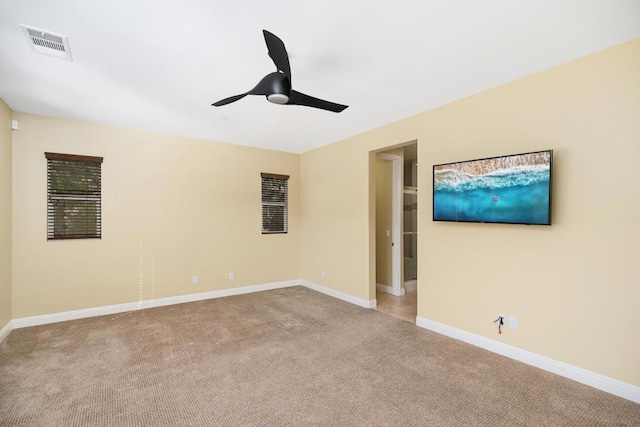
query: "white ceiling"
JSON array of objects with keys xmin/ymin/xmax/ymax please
[{"xmin": 1, "ymin": 1, "xmax": 639, "ymax": 154}]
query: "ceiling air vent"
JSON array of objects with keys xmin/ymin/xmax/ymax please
[{"xmin": 19, "ymin": 24, "xmax": 72, "ymax": 60}]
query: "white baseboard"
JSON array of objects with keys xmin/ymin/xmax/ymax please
[
  {"xmin": 416, "ymin": 316, "xmax": 640, "ymax": 404},
  {"xmin": 13, "ymin": 280, "xmax": 301, "ymax": 329},
  {"xmin": 404, "ymin": 280, "xmax": 417, "ymax": 293},
  {"xmin": 302, "ymin": 280, "xmax": 376, "ymax": 308},
  {"xmin": 0, "ymin": 320, "xmax": 12, "ymax": 343},
  {"xmin": 12, "ymin": 279, "xmax": 376, "ymax": 328},
  {"xmin": 376, "ymin": 283, "xmax": 406, "ymax": 296},
  {"xmin": 376, "ymin": 283, "xmax": 393, "ymax": 294}
]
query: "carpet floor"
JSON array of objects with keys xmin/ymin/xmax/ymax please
[{"xmin": 1, "ymin": 286, "xmax": 638, "ymax": 426}]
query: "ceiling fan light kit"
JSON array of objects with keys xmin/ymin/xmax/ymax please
[
  {"xmin": 267, "ymin": 93, "xmax": 289, "ymax": 104},
  {"xmin": 212, "ymin": 30, "xmax": 348, "ymax": 113}
]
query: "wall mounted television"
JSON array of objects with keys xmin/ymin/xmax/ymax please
[{"xmin": 433, "ymin": 150, "xmax": 553, "ymax": 225}]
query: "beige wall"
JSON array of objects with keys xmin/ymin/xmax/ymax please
[
  {"xmin": 0, "ymin": 99, "xmax": 12, "ymax": 329},
  {"xmin": 301, "ymin": 39, "xmax": 640, "ymax": 386},
  {"xmin": 12, "ymin": 114, "xmax": 300, "ymax": 318},
  {"xmin": 375, "ymin": 158, "xmax": 392, "ymax": 286}
]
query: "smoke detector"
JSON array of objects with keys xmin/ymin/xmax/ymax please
[{"xmin": 20, "ymin": 25, "xmax": 72, "ymax": 60}]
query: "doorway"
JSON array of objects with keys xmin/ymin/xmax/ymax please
[{"xmin": 374, "ymin": 143, "xmax": 418, "ymax": 323}]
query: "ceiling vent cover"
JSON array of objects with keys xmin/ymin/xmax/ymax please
[{"xmin": 20, "ymin": 25, "xmax": 72, "ymax": 60}]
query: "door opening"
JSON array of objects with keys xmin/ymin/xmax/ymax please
[{"xmin": 373, "ymin": 143, "xmax": 418, "ymax": 323}]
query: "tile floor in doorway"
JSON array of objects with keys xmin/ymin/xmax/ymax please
[{"xmin": 374, "ymin": 290, "xmax": 417, "ymax": 323}]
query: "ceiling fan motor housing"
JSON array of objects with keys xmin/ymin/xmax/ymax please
[{"xmin": 267, "ymin": 72, "xmax": 291, "ymax": 104}]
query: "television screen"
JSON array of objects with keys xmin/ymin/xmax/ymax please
[{"xmin": 433, "ymin": 150, "xmax": 552, "ymax": 225}]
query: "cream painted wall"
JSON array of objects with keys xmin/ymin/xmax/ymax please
[
  {"xmin": 375, "ymin": 158, "xmax": 392, "ymax": 286},
  {"xmin": 0, "ymin": 99, "xmax": 12, "ymax": 329},
  {"xmin": 12, "ymin": 114, "xmax": 300, "ymax": 318},
  {"xmin": 301, "ymin": 39, "xmax": 640, "ymax": 386}
]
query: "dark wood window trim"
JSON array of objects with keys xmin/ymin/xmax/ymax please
[
  {"xmin": 260, "ymin": 172, "xmax": 290, "ymax": 180},
  {"xmin": 261, "ymin": 173, "xmax": 289, "ymax": 234},
  {"xmin": 45, "ymin": 152, "xmax": 103, "ymax": 163},
  {"xmin": 46, "ymin": 152, "xmax": 103, "ymax": 240}
]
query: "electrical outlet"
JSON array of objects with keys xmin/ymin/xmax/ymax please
[
  {"xmin": 228, "ymin": 272, "xmax": 234, "ymax": 280},
  {"xmin": 509, "ymin": 316, "xmax": 518, "ymax": 330},
  {"xmin": 321, "ymin": 270, "xmax": 326, "ymax": 278},
  {"xmin": 192, "ymin": 276, "xmax": 198, "ymax": 285}
]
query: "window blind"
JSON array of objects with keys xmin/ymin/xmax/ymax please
[
  {"xmin": 261, "ymin": 173, "xmax": 289, "ymax": 234},
  {"xmin": 45, "ymin": 152, "xmax": 103, "ymax": 240}
]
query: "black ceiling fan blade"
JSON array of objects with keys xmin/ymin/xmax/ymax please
[
  {"xmin": 287, "ymin": 90, "xmax": 348, "ymax": 113},
  {"xmin": 212, "ymin": 93, "xmax": 248, "ymax": 107},
  {"xmin": 263, "ymin": 30, "xmax": 291, "ymax": 81}
]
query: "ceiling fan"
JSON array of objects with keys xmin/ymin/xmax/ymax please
[{"xmin": 212, "ymin": 30, "xmax": 348, "ymax": 113}]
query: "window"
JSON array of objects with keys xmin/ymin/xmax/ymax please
[
  {"xmin": 261, "ymin": 173, "xmax": 289, "ymax": 234},
  {"xmin": 45, "ymin": 152, "xmax": 103, "ymax": 240}
]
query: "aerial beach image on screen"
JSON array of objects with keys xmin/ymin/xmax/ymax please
[{"xmin": 433, "ymin": 151, "xmax": 552, "ymax": 225}]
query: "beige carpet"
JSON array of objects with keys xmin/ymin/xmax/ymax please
[{"xmin": 1, "ymin": 286, "xmax": 638, "ymax": 426}]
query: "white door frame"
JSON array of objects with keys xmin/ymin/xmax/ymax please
[{"xmin": 376, "ymin": 153, "xmax": 403, "ymax": 296}]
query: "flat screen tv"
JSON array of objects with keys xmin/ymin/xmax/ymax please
[{"xmin": 433, "ymin": 150, "xmax": 553, "ymax": 225}]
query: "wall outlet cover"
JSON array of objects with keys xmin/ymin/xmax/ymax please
[{"xmin": 509, "ymin": 316, "xmax": 518, "ymax": 330}]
